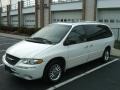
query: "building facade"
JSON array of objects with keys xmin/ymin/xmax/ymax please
[{"xmin": 0, "ymin": 0, "xmax": 120, "ymax": 40}]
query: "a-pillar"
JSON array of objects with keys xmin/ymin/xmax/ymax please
[
  {"xmin": 18, "ymin": 1, "xmax": 24, "ymax": 29},
  {"xmin": 7, "ymin": 5, "xmax": 11, "ymax": 26},
  {"xmin": 82, "ymin": 0, "xmax": 97, "ymax": 21},
  {"xmin": 35, "ymin": 0, "xmax": 51, "ymax": 28}
]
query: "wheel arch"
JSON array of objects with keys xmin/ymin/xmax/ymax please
[
  {"xmin": 105, "ymin": 46, "xmax": 111, "ymax": 51},
  {"xmin": 44, "ymin": 57, "xmax": 66, "ymax": 73}
]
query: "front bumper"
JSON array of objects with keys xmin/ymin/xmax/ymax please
[{"xmin": 2, "ymin": 55, "xmax": 46, "ymax": 80}]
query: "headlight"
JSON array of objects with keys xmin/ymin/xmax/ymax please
[{"xmin": 21, "ymin": 58, "xmax": 43, "ymax": 65}]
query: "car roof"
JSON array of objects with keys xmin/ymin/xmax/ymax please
[{"xmin": 53, "ymin": 21, "xmax": 108, "ymax": 27}]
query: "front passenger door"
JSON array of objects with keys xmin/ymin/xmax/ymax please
[{"xmin": 64, "ymin": 25, "xmax": 89, "ymax": 68}]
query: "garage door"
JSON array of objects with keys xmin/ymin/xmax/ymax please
[
  {"xmin": 97, "ymin": 9, "xmax": 120, "ymax": 40},
  {"xmin": 51, "ymin": 10, "xmax": 82, "ymax": 23}
]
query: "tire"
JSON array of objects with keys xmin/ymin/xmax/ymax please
[
  {"xmin": 102, "ymin": 48, "xmax": 110, "ymax": 62},
  {"xmin": 43, "ymin": 61, "xmax": 63, "ymax": 83}
]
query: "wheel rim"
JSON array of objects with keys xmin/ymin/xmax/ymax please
[
  {"xmin": 49, "ymin": 64, "xmax": 62, "ymax": 81},
  {"xmin": 104, "ymin": 50, "xmax": 110, "ymax": 61}
]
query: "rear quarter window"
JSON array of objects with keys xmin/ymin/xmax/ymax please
[{"xmin": 83, "ymin": 24, "xmax": 112, "ymax": 41}]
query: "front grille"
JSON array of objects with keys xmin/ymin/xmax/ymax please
[{"xmin": 5, "ymin": 54, "xmax": 20, "ymax": 65}]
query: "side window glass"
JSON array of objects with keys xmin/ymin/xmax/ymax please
[
  {"xmin": 94, "ymin": 25, "xmax": 112, "ymax": 39},
  {"xmin": 83, "ymin": 25, "xmax": 98, "ymax": 41},
  {"xmin": 83, "ymin": 25, "xmax": 112, "ymax": 41},
  {"xmin": 64, "ymin": 26, "xmax": 86, "ymax": 45},
  {"xmin": 99, "ymin": 25, "xmax": 112, "ymax": 38}
]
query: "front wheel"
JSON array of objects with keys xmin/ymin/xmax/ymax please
[
  {"xmin": 43, "ymin": 61, "xmax": 63, "ymax": 83},
  {"xmin": 102, "ymin": 49, "xmax": 110, "ymax": 62}
]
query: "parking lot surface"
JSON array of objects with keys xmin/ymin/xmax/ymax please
[
  {"xmin": 56, "ymin": 60, "xmax": 120, "ymax": 90},
  {"xmin": 0, "ymin": 36, "xmax": 119, "ymax": 90}
]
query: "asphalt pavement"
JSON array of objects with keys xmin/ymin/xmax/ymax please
[
  {"xmin": 0, "ymin": 36, "xmax": 20, "ymax": 64},
  {"xmin": 56, "ymin": 60, "xmax": 120, "ymax": 90},
  {"xmin": 0, "ymin": 36, "xmax": 119, "ymax": 90}
]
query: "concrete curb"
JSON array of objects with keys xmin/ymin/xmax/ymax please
[
  {"xmin": 111, "ymin": 48, "xmax": 120, "ymax": 57},
  {"xmin": 0, "ymin": 33, "xmax": 28, "ymax": 40}
]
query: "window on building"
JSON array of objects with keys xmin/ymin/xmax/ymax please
[
  {"xmin": 110, "ymin": 19, "xmax": 114, "ymax": 23},
  {"xmin": 72, "ymin": 19, "xmax": 75, "ymax": 22},
  {"xmin": 99, "ymin": 19, "xmax": 103, "ymax": 22},
  {"xmin": 53, "ymin": 19, "xmax": 56, "ymax": 22},
  {"xmin": 116, "ymin": 20, "xmax": 120, "ymax": 23},
  {"xmin": 61, "ymin": 19, "xmax": 63, "ymax": 22},
  {"xmin": 57, "ymin": 19, "xmax": 60, "ymax": 22},
  {"xmin": 68, "ymin": 19, "xmax": 71, "ymax": 22},
  {"xmin": 104, "ymin": 19, "xmax": 109, "ymax": 23},
  {"xmin": 64, "ymin": 19, "xmax": 67, "ymax": 22}
]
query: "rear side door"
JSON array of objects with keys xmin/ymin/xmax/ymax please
[
  {"xmin": 83, "ymin": 25, "xmax": 100, "ymax": 61},
  {"xmin": 83, "ymin": 24, "xmax": 112, "ymax": 62},
  {"xmin": 64, "ymin": 25, "xmax": 88, "ymax": 68}
]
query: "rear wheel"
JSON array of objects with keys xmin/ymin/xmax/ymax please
[
  {"xmin": 43, "ymin": 61, "xmax": 63, "ymax": 83},
  {"xmin": 102, "ymin": 48, "xmax": 110, "ymax": 62}
]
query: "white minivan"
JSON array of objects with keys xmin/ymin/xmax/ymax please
[{"xmin": 2, "ymin": 22, "xmax": 114, "ymax": 82}]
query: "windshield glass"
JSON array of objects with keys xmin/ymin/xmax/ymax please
[{"xmin": 27, "ymin": 24, "xmax": 72, "ymax": 44}]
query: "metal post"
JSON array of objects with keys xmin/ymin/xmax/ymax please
[
  {"xmin": 0, "ymin": 0, "xmax": 2, "ymax": 8},
  {"xmin": 49, "ymin": 0, "xmax": 52, "ymax": 24},
  {"xmin": 118, "ymin": 28, "xmax": 120, "ymax": 42},
  {"xmin": 9, "ymin": 0, "xmax": 12, "ymax": 10},
  {"xmin": 40, "ymin": 0, "xmax": 44, "ymax": 28},
  {"xmin": 9, "ymin": 0, "xmax": 11, "ymax": 6},
  {"xmin": 0, "ymin": 0, "xmax": 2, "ymax": 28},
  {"xmin": 7, "ymin": 5, "xmax": 11, "ymax": 27},
  {"xmin": 0, "ymin": 7, "xmax": 2, "ymax": 28},
  {"xmin": 18, "ymin": 1, "xmax": 24, "ymax": 29},
  {"xmin": 35, "ymin": 0, "xmax": 38, "ymax": 29}
]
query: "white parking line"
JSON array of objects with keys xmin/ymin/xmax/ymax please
[{"xmin": 47, "ymin": 58, "xmax": 119, "ymax": 90}]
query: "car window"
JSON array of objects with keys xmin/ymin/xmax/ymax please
[
  {"xmin": 83, "ymin": 25, "xmax": 112, "ymax": 41},
  {"xmin": 64, "ymin": 25, "xmax": 86, "ymax": 45},
  {"xmin": 83, "ymin": 25, "xmax": 98, "ymax": 41},
  {"xmin": 98, "ymin": 25, "xmax": 112, "ymax": 38}
]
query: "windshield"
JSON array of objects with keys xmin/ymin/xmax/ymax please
[{"xmin": 26, "ymin": 24, "xmax": 72, "ymax": 44}]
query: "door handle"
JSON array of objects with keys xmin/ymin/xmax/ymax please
[
  {"xmin": 90, "ymin": 44, "xmax": 93, "ymax": 47},
  {"xmin": 84, "ymin": 45, "xmax": 88, "ymax": 48}
]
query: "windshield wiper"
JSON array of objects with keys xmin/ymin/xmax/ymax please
[{"xmin": 25, "ymin": 37, "xmax": 53, "ymax": 44}]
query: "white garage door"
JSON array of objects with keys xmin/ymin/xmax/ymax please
[
  {"xmin": 11, "ymin": 15, "xmax": 18, "ymax": 27},
  {"xmin": 23, "ymin": 14, "xmax": 35, "ymax": 28},
  {"xmin": 97, "ymin": 9, "xmax": 120, "ymax": 40},
  {"xmin": 51, "ymin": 10, "xmax": 82, "ymax": 23},
  {"xmin": 1, "ymin": 16, "xmax": 7, "ymax": 26}
]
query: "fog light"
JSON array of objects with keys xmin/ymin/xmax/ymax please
[
  {"xmin": 16, "ymin": 66, "xmax": 36, "ymax": 69},
  {"xmin": 24, "ymin": 75, "xmax": 33, "ymax": 80}
]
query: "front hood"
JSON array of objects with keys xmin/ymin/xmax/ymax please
[{"xmin": 6, "ymin": 40, "xmax": 53, "ymax": 58}]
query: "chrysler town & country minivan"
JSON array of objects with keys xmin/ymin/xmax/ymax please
[{"xmin": 2, "ymin": 22, "xmax": 114, "ymax": 82}]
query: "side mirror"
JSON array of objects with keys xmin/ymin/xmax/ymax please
[{"xmin": 64, "ymin": 39, "xmax": 76, "ymax": 46}]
